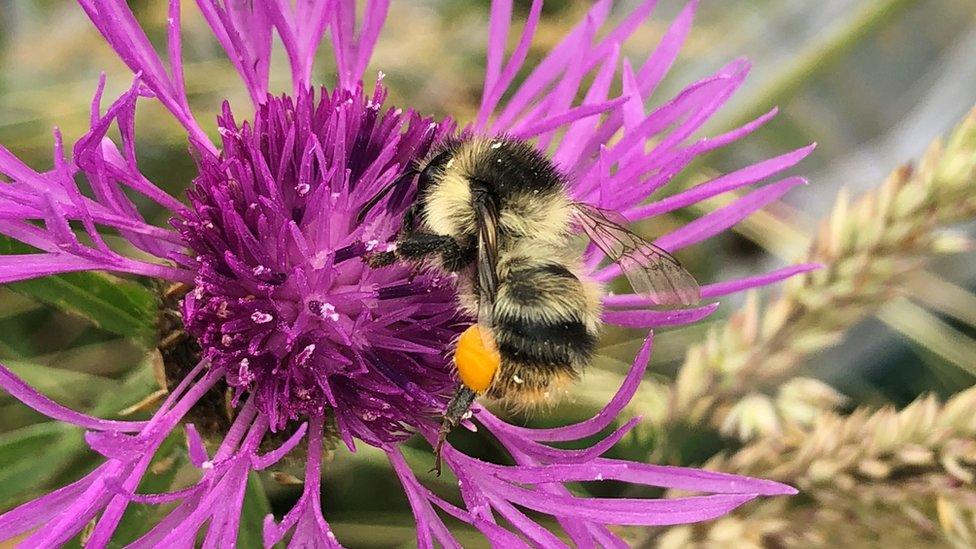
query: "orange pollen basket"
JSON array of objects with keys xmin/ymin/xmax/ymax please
[{"xmin": 454, "ymin": 325, "xmax": 500, "ymax": 393}]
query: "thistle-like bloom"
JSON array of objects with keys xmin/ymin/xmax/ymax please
[{"xmin": 0, "ymin": 1, "xmax": 817, "ymax": 547}]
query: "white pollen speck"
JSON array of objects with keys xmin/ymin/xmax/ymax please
[
  {"xmin": 364, "ymin": 239, "xmax": 380, "ymax": 251},
  {"xmin": 310, "ymin": 251, "xmax": 330, "ymax": 269},
  {"xmin": 251, "ymin": 311, "xmax": 273, "ymax": 324},
  {"xmin": 316, "ymin": 302, "xmax": 340, "ymax": 322},
  {"xmin": 490, "ymin": 141, "xmax": 502, "ymax": 149},
  {"xmin": 201, "ymin": 461, "xmax": 214, "ymax": 469},
  {"xmin": 512, "ymin": 374, "xmax": 524, "ymax": 384},
  {"xmin": 461, "ymin": 410, "xmax": 473, "ymax": 420},
  {"xmin": 377, "ymin": 71, "xmax": 386, "ymax": 81},
  {"xmin": 252, "ymin": 265, "xmax": 269, "ymax": 276},
  {"xmin": 296, "ymin": 344, "xmax": 316, "ymax": 364},
  {"xmin": 331, "ymin": 192, "xmax": 341, "ymax": 201},
  {"xmin": 221, "ymin": 334, "xmax": 233, "ymax": 346},
  {"xmin": 295, "ymin": 182, "xmax": 311, "ymax": 196},
  {"xmin": 384, "ymin": 242, "xmax": 397, "ymax": 252}
]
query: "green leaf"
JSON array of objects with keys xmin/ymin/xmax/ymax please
[
  {"xmin": 0, "ymin": 237, "xmax": 158, "ymax": 344},
  {"xmin": 0, "ymin": 422, "xmax": 79, "ymax": 506},
  {"xmin": 0, "ymin": 306, "xmax": 55, "ymax": 358},
  {"xmin": 90, "ymin": 358, "xmax": 161, "ymax": 418},
  {"xmin": 239, "ymin": 471, "xmax": 276, "ymax": 548},
  {"xmin": 2, "ymin": 360, "xmax": 117, "ymax": 406}
]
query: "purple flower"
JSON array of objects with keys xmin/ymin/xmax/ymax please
[{"xmin": 0, "ymin": 1, "xmax": 817, "ymax": 547}]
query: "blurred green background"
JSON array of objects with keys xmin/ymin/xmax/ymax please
[{"xmin": 0, "ymin": 1, "xmax": 975, "ymax": 547}]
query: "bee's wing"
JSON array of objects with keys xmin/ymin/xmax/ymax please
[
  {"xmin": 473, "ymin": 190, "xmax": 501, "ymax": 342},
  {"xmin": 572, "ymin": 202, "xmax": 701, "ymax": 307}
]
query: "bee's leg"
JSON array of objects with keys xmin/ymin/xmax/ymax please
[
  {"xmin": 366, "ymin": 233, "xmax": 473, "ymax": 273},
  {"xmin": 364, "ymin": 203, "xmax": 421, "ymax": 268},
  {"xmin": 431, "ymin": 386, "xmax": 477, "ymax": 476},
  {"xmin": 440, "ymin": 242, "xmax": 477, "ymax": 272},
  {"xmin": 395, "ymin": 233, "xmax": 456, "ymax": 258},
  {"xmin": 365, "ymin": 250, "xmax": 397, "ymax": 268},
  {"xmin": 396, "ymin": 234, "xmax": 474, "ymax": 271}
]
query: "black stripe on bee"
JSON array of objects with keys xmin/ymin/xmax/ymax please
[
  {"xmin": 492, "ymin": 260, "xmax": 597, "ymax": 368},
  {"xmin": 494, "ymin": 315, "xmax": 597, "ymax": 367},
  {"xmin": 502, "ymin": 263, "xmax": 578, "ymax": 305}
]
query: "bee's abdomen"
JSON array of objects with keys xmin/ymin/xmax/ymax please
[{"xmin": 488, "ymin": 261, "xmax": 598, "ymax": 400}]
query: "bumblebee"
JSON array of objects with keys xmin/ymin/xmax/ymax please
[{"xmin": 363, "ymin": 136, "xmax": 700, "ymax": 472}]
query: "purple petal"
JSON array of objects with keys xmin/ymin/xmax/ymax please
[
  {"xmin": 476, "ymin": 459, "xmax": 796, "ymax": 496},
  {"xmin": 497, "ymin": 416, "xmax": 643, "ymax": 464},
  {"xmin": 634, "ymin": 0, "xmax": 697, "ymax": 101},
  {"xmin": 0, "ymin": 254, "xmax": 108, "ymax": 283},
  {"xmin": 77, "ymin": 1, "xmax": 214, "ymax": 151},
  {"xmin": 625, "ymin": 147, "xmax": 815, "ymax": 221},
  {"xmin": 387, "ymin": 448, "xmax": 462, "ymax": 549},
  {"xmin": 0, "ymin": 463, "xmax": 109, "ymax": 541},
  {"xmin": 654, "ymin": 177, "xmax": 807, "ymax": 252},
  {"xmin": 476, "ymin": 0, "xmax": 544, "ymax": 127},
  {"xmin": 186, "ymin": 424, "xmax": 210, "ymax": 467},
  {"xmin": 251, "ymin": 421, "xmax": 308, "ymax": 469},
  {"xmin": 483, "ymin": 0, "xmax": 513, "ymax": 97},
  {"xmin": 699, "ymin": 263, "xmax": 820, "ymax": 299},
  {"xmin": 0, "ymin": 361, "xmax": 147, "ymax": 432},
  {"xmin": 490, "ymin": 479, "xmax": 758, "ymax": 526},
  {"xmin": 512, "ymin": 97, "xmax": 629, "ymax": 140},
  {"xmin": 263, "ymin": 415, "xmax": 340, "ymax": 547},
  {"xmin": 488, "ymin": 333, "xmax": 654, "ymax": 442},
  {"xmin": 601, "ymin": 303, "xmax": 719, "ymax": 328},
  {"xmin": 490, "ymin": 0, "xmax": 615, "ymax": 133},
  {"xmin": 193, "ymin": 0, "xmax": 272, "ymax": 105},
  {"xmin": 486, "ymin": 494, "xmax": 569, "ymax": 548},
  {"xmin": 604, "ymin": 263, "xmax": 821, "ymax": 308}
]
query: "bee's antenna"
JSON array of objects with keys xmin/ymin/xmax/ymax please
[
  {"xmin": 430, "ymin": 386, "xmax": 477, "ymax": 476},
  {"xmin": 355, "ymin": 168, "xmax": 419, "ymax": 224}
]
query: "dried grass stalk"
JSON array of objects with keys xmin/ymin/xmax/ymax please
[
  {"xmin": 641, "ymin": 107, "xmax": 976, "ymax": 439},
  {"xmin": 650, "ymin": 387, "xmax": 976, "ymax": 548}
]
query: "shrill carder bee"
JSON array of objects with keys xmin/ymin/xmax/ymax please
[{"xmin": 363, "ymin": 136, "xmax": 701, "ymax": 473}]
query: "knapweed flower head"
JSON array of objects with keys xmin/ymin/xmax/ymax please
[{"xmin": 0, "ymin": 1, "xmax": 817, "ymax": 547}]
